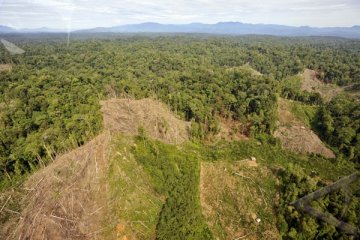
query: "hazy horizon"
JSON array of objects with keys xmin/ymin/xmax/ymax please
[
  {"xmin": 2, "ymin": 21, "xmax": 360, "ymax": 32},
  {"xmin": 0, "ymin": 0, "xmax": 359, "ymax": 30}
]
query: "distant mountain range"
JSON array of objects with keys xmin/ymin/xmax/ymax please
[
  {"xmin": 0, "ymin": 26, "xmax": 66, "ymax": 33},
  {"xmin": 1, "ymin": 22, "xmax": 360, "ymax": 38},
  {"xmin": 0, "ymin": 25, "xmax": 15, "ymax": 33}
]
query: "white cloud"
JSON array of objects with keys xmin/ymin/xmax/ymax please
[{"xmin": 0, "ymin": 0, "xmax": 359, "ymax": 29}]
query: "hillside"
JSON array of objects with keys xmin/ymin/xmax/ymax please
[
  {"xmin": 0, "ymin": 25, "xmax": 15, "ymax": 33},
  {"xmin": 100, "ymin": 98, "xmax": 190, "ymax": 144},
  {"xmin": 301, "ymin": 69, "xmax": 342, "ymax": 101},
  {"xmin": 1, "ymin": 133, "xmax": 110, "ymax": 239},
  {"xmin": 200, "ymin": 160, "xmax": 279, "ymax": 240},
  {"xmin": 0, "ymin": 35, "xmax": 359, "ymax": 239},
  {"xmin": 274, "ymin": 98, "xmax": 335, "ymax": 158},
  {"xmin": 3, "ymin": 96, "xmax": 355, "ymax": 239},
  {"xmin": 0, "ymin": 98, "xmax": 190, "ymax": 239}
]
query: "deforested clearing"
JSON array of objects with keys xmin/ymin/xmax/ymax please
[
  {"xmin": 1, "ymin": 35, "xmax": 359, "ymax": 240},
  {"xmin": 1, "ymin": 133, "xmax": 111, "ymax": 239},
  {"xmin": 274, "ymin": 98, "xmax": 335, "ymax": 158},
  {"xmin": 301, "ymin": 69, "xmax": 342, "ymax": 101},
  {"xmin": 101, "ymin": 98, "xmax": 190, "ymax": 144},
  {"xmin": 0, "ymin": 98, "xmax": 189, "ymax": 240},
  {"xmin": 0, "ymin": 64, "xmax": 11, "ymax": 72},
  {"xmin": 200, "ymin": 161, "xmax": 279, "ymax": 240}
]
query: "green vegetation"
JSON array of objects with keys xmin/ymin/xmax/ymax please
[
  {"xmin": 289, "ymin": 101, "xmax": 318, "ymax": 127},
  {"xmin": 199, "ymin": 139, "xmax": 358, "ymax": 239},
  {"xmin": 105, "ymin": 135, "xmax": 163, "ymax": 239},
  {"xmin": 132, "ymin": 132, "xmax": 213, "ymax": 240},
  {"xmin": 317, "ymin": 94, "xmax": 360, "ymax": 164},
  {"xmin": 1, "ymin": 35, "xmax": 360, "ymax": 180},
  {"xmin": 132, "ymin": 129, "xmax": 356, "ymax": 239},
  {"xmin": 0, "ymin": 34, "xmax": 359, "ymax": 238},
  {"xmin": 277, "ymin": 164, "xmax": 360, "ymax": 239},
  {"xmin": 280, "ymin": 75, "xmax": 323, "ymax": 105}
]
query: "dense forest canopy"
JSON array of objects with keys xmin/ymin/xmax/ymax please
[
  {"xmin": 0, "ymin": 34, "xmax": 359, "ymax": 177},
  {"xmin": 0, "ymin": 34, "xmax": 359, "ymax": 239}
]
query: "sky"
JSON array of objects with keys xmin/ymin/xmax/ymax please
[{"xmin": 0, "ymin": 0, "xmax": 359, "ymax": 30}]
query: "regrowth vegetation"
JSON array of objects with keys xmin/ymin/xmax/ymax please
[
  {"xmin": 132, "ymin": 132, "xmax": 213, "ymax": 239},
  {"xmin": 1, "ymin": 35, "xmax": 359, "ymax": 180},
  {"xmin": 0, "ymin": 34, "xmax": 359, "ymax": 239}
]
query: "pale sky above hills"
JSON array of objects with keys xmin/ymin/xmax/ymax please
[{"xmin": 0, "ymin": 0, "xmax": 359, "ymax": 30}]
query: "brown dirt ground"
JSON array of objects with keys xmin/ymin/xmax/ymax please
[
  {"xmin": 1, "ymin": 133, "xmax": 111, "ymax": 240},
  {"xmin": 301, "ymin": 69, "xmax": 342, "ymax": 101},
  {"xmin": 0, "ymin": 133, "xmax": 110, "ymax": 239},
  {"xmin": 100, "ymin": 98, "xmax": 190, "ymax": 144},
  {"xmin": 214, "ymin": 118, "xmax": 248, "ymax": 141},
  {"xmin": 1, "ymin": 98, "xmax": 190, "ymax": 240},
  {"xmin": 200, "ymin": 161, "xmax": 279, "ymax": 240},
  {"xmin": 343, "ymin": 84, "xmax": 360, "ymax": 99},
  {"xmin": 0, "ymin": 64, "xmax": 12, "ymax": 72},
  {"xmin": 274, "ymin": 98, "xmax": 335, "ymax": 158}
]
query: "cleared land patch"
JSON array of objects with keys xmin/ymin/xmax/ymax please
[
  {"xmin": 200, "ymin": 161, "xmax": 279, "ymax": 240},
  {"xmin": 101, "ymin": 98, "xmax": 190, "ymax": 144},
  {"xmin": 1, "ymin": 98, "xmax": 191, "ymax": 240},
  {"xmin": 274, "ymin": 98, "xmax": 335, "ymax": 158},
  {"xmin": 0, "ymin": 64, "xmax": 11, "ymax": 72},
  {"xmin": 301, "ymin": 69, "xmax": 342, "ymax": 101},
  {"xmin": 1, "ymin": 133, "xmax": 111, "ymax": 239},
  {"xmin": 214, "ymin": 118, "xmax": 248, "ymax": 141}
]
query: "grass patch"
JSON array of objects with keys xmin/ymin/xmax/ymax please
[
  {"xmin": 105, "ymin": 135, "xmax": 163, "ymax": 239},
  {"xmin": 289, "ymin": 101, "xmax": 318, "ymax": 128},
  {"xmin": 132, "ymin": 135, "xmax": 213, "ymax": 240},
  {"xmin": 197, "ymin": 139, "xmax": 354, "ymax": 182},
  {"xmin": 197, "ymin": 139, "xmax": 357, "ymax": 239},
  {"xmin": 0, "ymin": 173, "xmax": 28, "ymax": 237},
  {"xmin": 200, "ymin": 161, "xmax": 279, "ymax": 239}
]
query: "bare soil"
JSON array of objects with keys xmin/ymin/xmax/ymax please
[
  {"xmin": 274, "ymin": 98, "xmax": 335, "ymax": 158},
  {"xmin": 200, "ymin": 161, "xmax": 279, "ymax": 240},
  {"xmin": 0, "ymin": 64, "xmax": 12, "ymax": 72},
  {"xmin": 214, "ymin": 118, "xmax": 248, "ymax": 141},
  {"xmin": 1, "ymin": 98, "xmax": 189, "ymax": 239},
  {"xmin": 301, "ymin": 69, "xmax": 342, "ymax": 101},
  {"xmin": 100, "ymin": 98, "xmax": 190, "ymax": 144},
  {"xmin": 1, "ymin": 133, "xmax": 111, "ymax": 240}
]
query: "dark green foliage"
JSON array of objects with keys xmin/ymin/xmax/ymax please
[
  {"xmin": 0, "ymin": 34, "xmax": 315, "ymax": 179},
  {"xmin": 317, "ymin": 94, "xmax": 360, "ymax": 164},
  {"xmin": 0, "ymin": 35, "xmax": 359, "ymax": 239},
  {"xmin": 132, "ymin": 135, "xmax": 213, "ymax": 240},
  {"xmin": 280, "ymin": 75, "xmax": 323, "ymax": 105},
  {"xmin": 277, "ymin": 165, "xmax": 360, "ymax": 240},
  {"xmin": 0, "ymin": 67, "xmax": 103, "ymax": 176}
]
